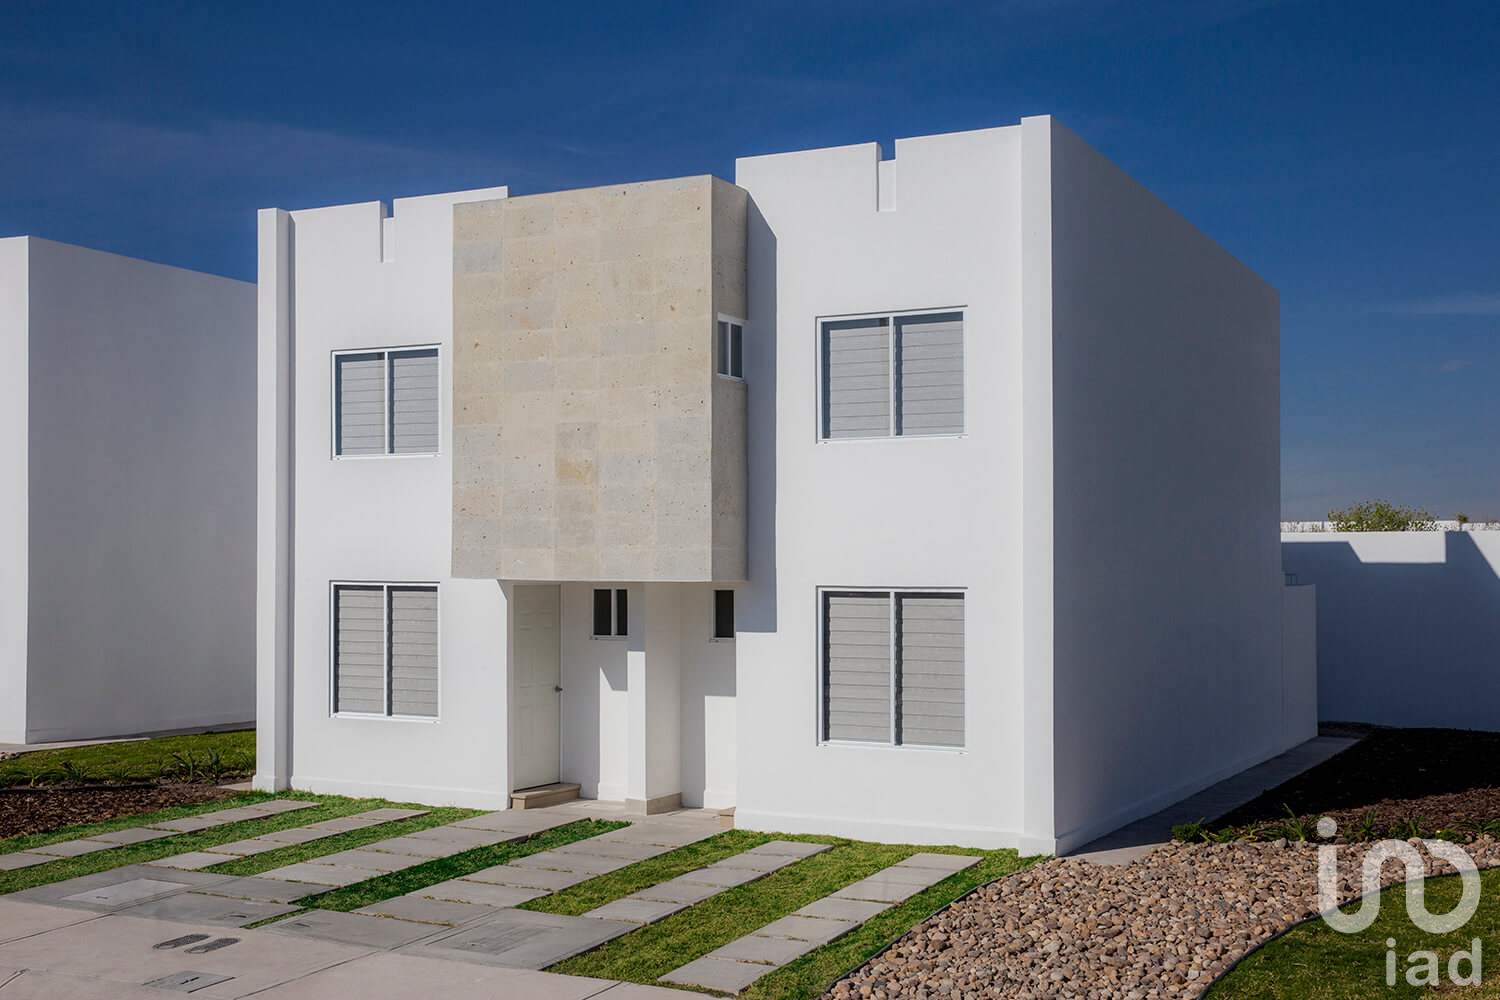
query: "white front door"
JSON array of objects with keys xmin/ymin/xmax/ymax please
[{"xmin": 512, "ymin": 585, "xmax": 561, "ymax": 790}]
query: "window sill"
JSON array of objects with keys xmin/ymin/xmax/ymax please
[
  {"xmin": 815, "ymin": 434, "xmax": 966, "ymax": 444},
  {"xmin": 332, "ymin": 452, "xmax": 441, "ymax": 461},
  {"xmin": 590, "ymin": 635, "xmax": 628, "ymax": 641},
  {"xmin": 715, "ymin": 373, "xmax": 746, "ymax": 384},
  {"xmin": 817, "ymin": 740, "xmax": 965, "ymax": 754},
  {"xmin": 331, "ymin": 713, "xmax": 441, "ymax": 724}
]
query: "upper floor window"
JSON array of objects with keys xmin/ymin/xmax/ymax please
[
  {"xmin": 716, "ymin": 319, "xmax": 744, "ymax": 380},
  {"xmin": 334, "ymin": 347, "xmax": 440, "ymax": 457},
  {"xmin": 819, "ymin": 311, "xmax": 964, "ymax": 440}
]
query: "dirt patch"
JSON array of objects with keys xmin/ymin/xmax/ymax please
[
  {"xmin": 1212, "ymin": 728, "xmax": 1500, "ymax": 838},
  {"xmin": 0, "ymin": 784, "xmax": 239, "ymax": 841}
]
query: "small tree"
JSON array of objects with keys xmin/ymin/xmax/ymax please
[{"xmin": 1327, "ymin": 499, "xmax": 1437, "ymax": 532}]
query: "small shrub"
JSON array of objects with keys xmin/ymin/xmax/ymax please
[
  {"xmin": 1352, "ymin": 810, "xmax": 1382, "ymax": 842},
  {"xmin": 1172, "ymin": 819, "xmax": 1209, "ymax": 842},
  {"xmin": 1327, "ymin": 499, "xmax": 1437, "ymax": 532},
  {"xmin": 57, "ymin": 760, "xmax": 94, "ymax": 785}
]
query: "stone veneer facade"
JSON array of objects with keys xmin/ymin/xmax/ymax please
[{"xmin": 451, "ymin": 176, "xmax": 748, "ymax": 582}]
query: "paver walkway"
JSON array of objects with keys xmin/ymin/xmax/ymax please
[
  {"xmin": 661, "ymin": 852, "xmax": 981, "ymax": 994},
  {"xmin": 358, "ymin": 819, "xmax": 723, "ymax": 928},
  {"xmin": 0, "ymin": 799, "xmax": 319, "ymax": 872},
  {"xmin": 146, "ymin": 806, "xmax": 426, "ymax": 872},
  {"xmin": 260, "ymin": 808, "xmax": 575, "ymax": 892}
]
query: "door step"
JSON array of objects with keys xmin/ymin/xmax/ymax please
[{"xmin": 511, "ymin": 782, "xmax": 581, "ymax": 810}]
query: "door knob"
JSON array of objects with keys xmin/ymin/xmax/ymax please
[{"xmin": 554, "ymin": 685, "xmax": 563, "ymax": 693}]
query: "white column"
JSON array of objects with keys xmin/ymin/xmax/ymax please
[
  {"xmin": 626, "ymin": 582, "xmax": 683, "ymax": 814},
  {"xmin": 254, "ymin": 208, "xmax": 294, "ymax": 792}
]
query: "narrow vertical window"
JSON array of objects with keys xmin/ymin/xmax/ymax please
[
  {"xmin": 713, "ymin": 589, "xmax": 735, "ymax": 640},
  {"xmin": 593, "ymin": 588, "xmax": 629, "ymax": 638},
  {"xmin": 716, "ymin": 320, "xmax": 744, "ymax": 379}
]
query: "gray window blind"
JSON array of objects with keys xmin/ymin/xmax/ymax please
[
  {"xmin": 389, "ymin": 349, "xmax": 440, "ymax": 454},
  {"xmin": 334, "ymin": 586, "xmax": 387, "ymax": 714},
  {"xmin": 895, "ymin": 593, "xmax": 965, "ymax": 747},
  {"xmin": 895, "ymin": 313, "xmax": 965, "ymax": 436},
  {"xmin": 388, "ymin": 586, "xmax": 439, "ymax": 717},
  {"xmin": 821, "ymin": 318, "xmax": 891, "ymax": 439},
  {"xmin": 822, "ymin": 592, "xmax": 893, "ymax": 742},
  {"xmin": 335, "ymin": 353, "xmax": 387, "ymax": 455}
]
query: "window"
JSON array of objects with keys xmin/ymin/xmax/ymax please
[
  {"xmin": 592, "ymin": 588, "xmax": 628, "ymax": 638},
  {"xmin": 819, "ymin": 311, "xmax": 964, "ymax": 439},
  {"xmin": 713, "ymin": 589, "xmax": 735, "ymax": 640},
  {"xmin": 334, "ymin": 347, "xmax": 440, "ymax": 456},
  {"xmin": 820, "ymin": 589, "xmax": 964, "ymax": 748},
  {"xmin": 716, "ymin": 319, "xmax": 744, "ymax": 379},
  {"xmin": 332, "ymin": 583, "xmax": 439, "ymax": 718}
]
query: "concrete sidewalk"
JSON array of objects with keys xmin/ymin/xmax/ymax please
[
  {"xmin": 1069, "ymin": 735, "xmax": 1359, "ymax": 865},
  {"xmin": 0, "ymin": 897, "xmax": 685, "ymax": 999}
]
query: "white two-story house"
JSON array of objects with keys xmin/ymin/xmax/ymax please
[{"xmin": 254, "ymin": 116, "xmax": 1308, "ymax": 854}]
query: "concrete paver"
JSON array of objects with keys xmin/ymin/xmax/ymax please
[
  {"xmin": 85, "ymin": 828, "xmax": 177, "ymax": 846},
  {"xmin": 0, "ymin": 899, "xmax": 97, "ymax": 944},
  {"xmin": 367, "ymin": 835, "xmax": 472, "ymax": 858},
  {"xmin": 256, "ymin": 862, "xmax": 373, "ymax": 887},
  {"xmin": 268, "ymin": 908, "xmax": 445, "ymax": 949},
  {"xmin": 148, "ymin": 851, "xmax": 237, "ymax": 871},
  {"xmin": 406, "ymin": 908, "xmax": 638, "ymax": 970},
  {"xmin": 0, "ymin": 854, "xmax": 53, "ymax": 871},
  {"xmin": 194, "ymin": 876, "xmax": 333, "ymax": 903},
  {"xmin": 114, "ymin": 891, "xmax": 300, "ymax": 927},
  {"xmin": 418, "ymin": 879, "xmax": 546, "ymax": 907},
  {"xmin": 583, "ymin": 897, "xmax": 682, "ymax": 924},
  {"xmin": 706, "ymin": 933, "xmax": 812, "ymax": 965},
  {"xmin": 461, "ymin": 864, "xmax": 590, "ymax": 890},
  {"xmin": 355, "ymin": 895, "xmax": 491, "ymax": 927},
  {"xmin": 306, "ymin": 849, "xmax": 405, "ymax": 872},
  {"xmin": 629, "ymin": 879, "xmax": 723, "ymax": 904},
  {"xmin": 660, "ymin": 956, "xmax": 770, "ymax": 993},
  {"xmin": 28, "ymin": 840, "xmax": 114, "ymax": 858}
]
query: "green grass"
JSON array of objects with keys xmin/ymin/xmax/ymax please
[
  {"xmin": 0, "ymin": 729, "xmax": 255, "ymax": 786},
  {"xmin": 0, "ymin": 792, "xmax": 478, "ymax": 895},
  {"xmin": 547, "ymin": 836, "xmax": 1037, "ymax": 999},
  {"xmin": 297, "ymin": 818, "xmax": 628, "ymax": 911},
  {"xmin": 1208, "ymin": 868, "xmax": 1500, "ymax": 999}
]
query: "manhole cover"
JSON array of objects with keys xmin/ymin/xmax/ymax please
[
  {"xmin": 153, "ymin": 934, "xmax": 210, "ymax": 950},
  {"xmin": 143, "ymin": 970, "xmax": 233, "ymax": 992}
]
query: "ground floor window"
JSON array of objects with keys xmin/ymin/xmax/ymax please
[
  {"xmin": 332, "ymin": 583, "xmax": 439, "ymax": 718},
  {"xmin": 820, "ymin": 589, "xmax": 964, "ymax": 748},
  {"xmin": 713, "ymin": 589, "xmax": 735, "ymax": 640},
  {"xmin": 593, "ymin": 587, "xmax": 628, "ymax": 638}
]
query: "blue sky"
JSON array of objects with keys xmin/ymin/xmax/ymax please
[{"xmin": 1, "ymin": 0, "xmax": 1494, "ymax": 518}]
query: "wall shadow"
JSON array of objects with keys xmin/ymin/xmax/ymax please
[{"xmin": 1282, "ymin": 532, "xmax": 1500, "ymax": 731}]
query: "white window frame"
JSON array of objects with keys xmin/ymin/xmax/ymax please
[
  {"xmin": 591, "ymin": 587, "xmax": 629, "ymax": 640},
  {"xmin": 814, "ymin": 307, "xmax": 967, "ymax": 443},
  {"xmin": 711, "ymin": 588, "xmax": 736, "ymax": 643},
  {"xmin": 330, "ymin": 344, "xmax": 442, "ymax": 459},
  {"xmin": 814, "ymin": 585, "xmax": 967, "ymax": 752},
  {"xmin": 716, "ymin": 314, "xmax": 745, "ymax": 381},
  {"xmin": 329, "ymin": 580, "xmax": 442, "ymax": 722}
]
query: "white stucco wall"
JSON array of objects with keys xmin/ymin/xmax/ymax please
[
  {"xmin": 1283, "ymin": 531, "xmax": 1500, "ymax": 729},
  {"xmin": 263, "ymin": 187, "xmax": 520, "ymax": 807},
  {"xmin": 19, "ymin": 237, "xmax": 256, "ymax": 742},
  {"xmin": 734, "ymin": 126, "xmax": 1031, "ymax": 848},
  {"xmin": 1282, "ymin": 583, "xmax": 1318, "ymax": 745},
  {"xmin": 1044, "ymin": 119, "xmax": 1285, "ymax": 854},
  {"xmin": 559, "ymin": 582, "xmax": 736, "ymax": 808},
  {"xmin": 0, "ymin": 240, "xmax": 29, "ymax": 744}
]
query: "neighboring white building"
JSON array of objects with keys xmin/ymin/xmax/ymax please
[
  {"xmin": 255, "ymin": 117, "xmax": 1308, "ymax": 854},
  {"xmin": 0, "ymin": 236, "xmax": 257, "ymax": 745}
]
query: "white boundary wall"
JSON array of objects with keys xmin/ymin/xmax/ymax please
[
  {"xmin": 1283, "ymin": 531, "xmax": 1500, "ymax": 730},
  {"xmin": 2, "ymin": 236, "xmax": 256, "ymax": 743}
]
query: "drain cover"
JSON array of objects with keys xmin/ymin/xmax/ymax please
[
  {"xmin": 143, "ymin": 971, "xmax": 233, "ymax": 992},
  {"xmin": 185, "ymin": 937, "xmax": 239, "ymax": 954},
  {"xmin": 154, "ymin": 934, "xmax": 210, "ymax": 950}
]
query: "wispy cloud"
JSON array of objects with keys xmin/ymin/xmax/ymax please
[
  {"xmin": 1389, "ymin": 292, "xmax": 1500, "ymax": 316},
  {"xmin": 1437, "ymin": 359, "xmax": 1474, "ymax": 373}
]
